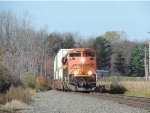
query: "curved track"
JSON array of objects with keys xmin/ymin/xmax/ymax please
[{"xmin": 71, "ymin": 92, "xmax": 150, "ymax": 111}]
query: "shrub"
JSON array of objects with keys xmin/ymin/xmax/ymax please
[
  {"xmin": 22, "ymin": 75, "xmax": 36, "ymax": 89},
  {"xmin": 35, "ymin": 76, "xmax": 48, "ymax": 86},
  {"xmin": 94, "ymin": 85, "xmax": 108, "ymax": 93},
  {"xmin": 35, "ymin": 75, "xmax": 52, "ymax": 91},
  {"xmin": 22, "ymin": 75, "xmax": 52, "ymax": 92},
  {"xmin": 0, "ymin": 65, "xmax": 21, "ymax": 93},
  {"xmin": 109, "ymin": 84, "xmax": 127, "ymax": 94},
  {"xmin": 36, "ymin": 82, "xmax": 52, "ymax": 92}
]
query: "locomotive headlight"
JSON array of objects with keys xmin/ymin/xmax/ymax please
[
  {"xmin": 81, "ymin": 57, "xmax": 85, "ymax": 64},
  {"xmin": 74, "ymin": 71, "xmax": 78, "ymax": 75},
  {"xmin": 88, "ymin": 71, "xmax": 92, "ymax": 75}
]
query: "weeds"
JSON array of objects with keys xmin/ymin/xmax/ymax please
[
  {"xmin": 97, "ymin": 76, "xmax": 150, "ymax": 97},
  {"xmin": 22, "ymin": 75, "xmax": 36, "ymax": 89},
  {"xmin": 121, "ymin": 81, "xmax": 150, "ymax": 97},
  {"xmin": 0, "ymin": 86, "xmax": 33, "ymax": 112},
  {"xmin": 0, "ymin": 66, "xmax": 52, "ymax": 112},
  {"xmin": 0, "ymin": 86, "xmax": 32, "ymax": 105},
  {"xmin": 2, "ymin": 100, "xmax": 28, "ymax": 111},
  {"xmin": 36, "ymin": 83, "xmax": 52, "ymax": 92},
  {"xmin": 0, "ymin": 65, "xmax": 21, "ymax": 93},
  {"xmin": 22, "ymin": 75, "xmax": 52, "ymax": 92},
  {"xmin": 109, "ymin": 84, "xmax": 127, "ymax": 94},
  {"xmin": 0, "ymin": 74, "xmax": 52, "ymax": 112}
]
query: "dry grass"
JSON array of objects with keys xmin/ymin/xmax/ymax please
[
  {"xmin": 0, "ymin": 86, "xmax": 35, "ymax": 112},
  {"xmin": 97, "ymin": 77, "xmax": 150, "ymax": 97},
  {"xmin": 0, "ymin": 73, "xmax": 51, "ymax": 112},
  {"xmin": 4, "ymin": 86, "xmax": 32, "ymax": 103},
  {"xmin": 0, "ymin": 74, "xmax": 51, "ymax": 112},
  {"xmin": 121, "ymin": 81, "xmax": 150, "ymax": 97},
  {"xmin": 97, "ymin": 81, "xmax": 111, "ymax": 87},
  {"xmin": 1, "ymin": 100, "xmax": 28, "ymax": 111}
]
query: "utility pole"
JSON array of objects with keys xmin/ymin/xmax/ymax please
[
  {"xmin": 149, "ymin": 41, "xmax": 150, "ymax": 78},
  {"xmin": 147, "ymin": 32, "xmax": 150, "ymax": 78},
  {"xmin": 144, "ymin": 46, "xmax": 148, "ymax": 79}
]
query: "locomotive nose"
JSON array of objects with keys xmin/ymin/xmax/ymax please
[{"xmin": 80, "ymin": 57, "xmax": 85, "ymax": 64}]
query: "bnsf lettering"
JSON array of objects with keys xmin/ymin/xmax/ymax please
[{"xmin": 71, "ymin": 64, "xmax": 94, "ymax": 67}]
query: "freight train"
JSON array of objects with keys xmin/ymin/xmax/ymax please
[{"xmin": 53, "ymin": 48, "xmax": 97, "ymax": 91}]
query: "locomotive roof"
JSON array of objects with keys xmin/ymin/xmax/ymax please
[{"xmin": 68, "ymin": 48, "xmax": 95, "ymax": 53}]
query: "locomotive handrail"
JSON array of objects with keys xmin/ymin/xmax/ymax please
[{"xmin": 89, "ymin": 65, "xmax": 97, "ymax": 81}]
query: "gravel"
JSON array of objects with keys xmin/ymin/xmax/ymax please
[{"xmin": 21, "ymin": 90, "xmax": 149, "ymax": 113}]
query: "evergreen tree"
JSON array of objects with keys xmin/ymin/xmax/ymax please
[
  {"xmin": 129, "ymin": 45, "xmax": 148, "ymax": 76},
  {"xmin": 44, "ymin": 32, "xmax": 63, "ymax": 56},
  {"xmin": 63, "ymin": 33, "xmax": 75, "ymax": 49},
  {"xmin": 114, "ymin": 49, "xmax": 126, "ymax": 76},
  {"xmin": 93, "ymin": 36, "xmax": 111, "ymax": 70}
]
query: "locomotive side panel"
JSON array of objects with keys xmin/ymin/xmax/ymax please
[{"xmin": 53, "ymin": 49, "xmax": 72, "ymax": 89}]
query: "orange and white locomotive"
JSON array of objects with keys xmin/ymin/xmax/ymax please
[{"xmin": 53, "ymin": 48, "xmax": 97, "ymax": 91}]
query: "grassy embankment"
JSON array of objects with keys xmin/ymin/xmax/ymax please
[
  {"xmin": 97, "ymin": 76, "xmax": 150, "ymax": 97},
  {"xmin": 0, "ymin": 73, "xmax": 52, "ymax": 112}
]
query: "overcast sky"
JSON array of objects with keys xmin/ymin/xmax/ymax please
[{"xmin": 0, "ymin": 1, "xmax": 150, "ymax": 41}]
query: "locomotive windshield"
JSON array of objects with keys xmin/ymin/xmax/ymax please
[
  {"xmin": 69, "ymin": 53, "xmax": 81, "ymax": 57},
  {"xmin": 83, "ymin": 52, "xmax": 95, "ymax": 57}
]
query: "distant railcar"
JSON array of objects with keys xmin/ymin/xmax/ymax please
[
  {"xmin": 96, "ymin": 70, "xmax": 110, "ymax": 80},
  {"xmin": 53, "ymin": 48, "xmax": 97, "ymax": 91}
]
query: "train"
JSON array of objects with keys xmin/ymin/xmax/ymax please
[{"xmin": 53, "ymin": 48, "xmax": 97, "ymax": 91}]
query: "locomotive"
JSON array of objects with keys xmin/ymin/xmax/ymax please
[{"xmin": 53, "ymin": 48, "xmax": 97, "ymax": 91}]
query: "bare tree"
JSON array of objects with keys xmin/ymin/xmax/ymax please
[{"xmin": 82, "ymin": 37, "xmax": 95, "ymax": 48}]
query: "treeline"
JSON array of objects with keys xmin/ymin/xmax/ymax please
[
  {"xmin": 0, "ymin": 10, "xmax": 149, "ymax": 88},
  {"xmin": 92, "ymin": 32, "xmax": 149, "ymax": 76},
  {"xmin": 61, "ymin": 31, "xmax": 149, "ymax": 77}
]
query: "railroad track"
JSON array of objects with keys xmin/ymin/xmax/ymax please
[
  {"xmin": 91, "ymin": 93, "xmax": 150, "ymax": 110},
  {"xmin": 72, "ymin": 92, "xmax": 150, "ymax": 111}
]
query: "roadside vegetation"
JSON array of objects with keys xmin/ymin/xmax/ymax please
[
  {"xmin": 97, "ymin": 76, "xmax": 150, "ymax": 97},
  {"xmin": 0, "ymin": 65, "xmax": 52, "ymax": 112}
]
